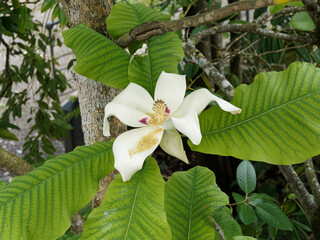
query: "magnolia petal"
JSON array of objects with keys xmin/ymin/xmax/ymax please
[
  {"xmin": 171, "ymin": 110, "xmax": 202, "ymax": 145},
  {"xmin": 173, "ymin": 88, "xmax": 241, "ymax": 117},
  {"xmin": 103, "ymin": 102, "xmax": 149, "ymax": 136},
  {"xmin": 154, "ymin": 71, "xmax": 186, "ymax": 113},
  {"xmin": 113, "ymin": 126, "xmax": 164, "ymax": 182},
  {"xmin": 113, "ymin": 83, "xmax": 154, "ymax": 113},
  {"xmin": 160, "ymin": 129, "xmax": 189, "ymax": 164}
]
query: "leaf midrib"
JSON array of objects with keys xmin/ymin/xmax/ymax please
[
  {"xmin": 203, "ymin": 91, "xmax": 319, "ymax": 136},
  {"xmin": 187, "ymin": 170, "xmax": 196, "ymax": 240},
  {"xmin": 124, "ymin": 169, "xmax": 143, "ymax": 239},
  {"xmin": 0, "ymin": 144, "xmax": 113, "ymax": 205}
]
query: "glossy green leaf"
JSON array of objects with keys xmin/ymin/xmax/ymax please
[
  {"xmin": 57, "ymin": 5, "xmax": 68, "ymax": 27},
  {"xmin": 0, "ymin": 128, "xmax": 18, "ymax": 140},
  {"xmin": 0, "ymin": 142, "xmax": 114, "ymax": 240},
  {"xmin": 190, "ymin": 62, "xmax": 320, "ymax": 165},
  {"xmin": 41, "ymin": 0, "xmax": 56, "ymax": 12},
  {"xmin": 165, "ymin": 166, "xmax": 229, "ymax": 240},
  {"xmin": 129, "ymin": 32, "xmax": 184, "ymax": 96},
  {"xmin": 236, "ymin": 160, "xmax": 256, "ymax": 194},
  {"xmin": 107, "ymin": 2, "xmax": 170, "ymax": 39},
  {"xmin": 213, "ymin": 207, "xmax": 242, "ymax": 240},
  {"xmin": 107, "ymin": 2, "xmax": 183, "ymax": 96},
  {"xmin": 81, "ymin": 157, "xmax": 170, "ymax": 240},
  {"xmin": 63, "ymin": 24, "xmax": 130, "ymax": 89},
  {"xmin": 290, "ymin": 11, "xmax": 315, "ymax": 31},
  {"xmin": 236, "ymin": 204, "xmax": 256, "ymax": 225},
  {"xmin": 253, "ymin": 199, "xmax": 292, "ymax": 230},
  {"xmin": 232, "ymin": 192, "xmax": 244, "ymax": 203},
  {"xmin": 18, "ymin": 4, "xmax": 27, "ymax": 33}
]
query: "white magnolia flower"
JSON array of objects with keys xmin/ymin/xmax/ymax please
[{"xmin": 103, "ymin": 71, "xmax": 241, "ymax": 182}]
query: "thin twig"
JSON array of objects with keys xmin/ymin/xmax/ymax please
[
  {"xmin": 210, "ymin": 216, "xmax": 226, "ymax": 240},
  {"xmin": 0, "ymin": 38, "xmax": 13, "ymax": 99}
]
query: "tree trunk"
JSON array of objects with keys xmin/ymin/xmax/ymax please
[{"xmin": 58, "ymin": 0, "xmax": 126, "ymax": 232}]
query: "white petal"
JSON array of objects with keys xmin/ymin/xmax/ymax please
[
  {"xmin": 160, "ymin": 129, "xmax": 189, "ymax": 164},
  {"xmin": 171, "ymin": 110, "xmax": 202, "ymax": 145},
  {"xmin": 173, "ymin": 88, "xmax": 241, "ymax": 117},
  {"xmin": 113, "ymin": 126, "xmax": 163, "ymax": 182},
  {"xmin": 103, "ymin": 102, "xmax": 149, "ymax": 136},
  {"xmin": 154, "ymin": 71, "xmax": 186, "ymax": 113},
  {"xmin": 113, "ymin": 83, "xmax": 154, "ymax": 113}
]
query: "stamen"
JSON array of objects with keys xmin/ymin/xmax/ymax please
[{"xmin": 147, "ymin": 100, "xmax": 170, "ymax": 126}]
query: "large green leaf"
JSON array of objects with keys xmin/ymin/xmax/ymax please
[
  {"xmin": 107, "ymin": 2, "xmax": 170, "ymax": 39},
  {"xmin": 190, "ymin": 62, "xmax": 320, "ymax": 165},
  {"xmin": 164, "ymin": 166, "xmax": 229, "ymax": 240},
  {"xmin": 129, "ymin": 32, "xmax": 184, "ymax": 96},
  {"xmin": 62, "ymin": 24, "xmax": 130, "ymax": 89},
  {"xmin": 107, "ymin": 2, "xmax": 184, "ymax": 96},
  {"xmin": 0, "ymin": 142, "xmax": 114, "ymax": 240},
  {"xmin": 81, "ymin": 157, "xmax": 171, "ymax": 240}
]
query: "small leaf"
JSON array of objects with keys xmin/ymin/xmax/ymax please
[
  {"xmin": 236, "ymin": 160, "xmax": 256, "ymax": 194},
  {"xmin": 232, "ymin": 192, "xmax": 245, "ymax": 203},
  {"xmin": 290, "ymin": 11, "xmax": 315, "ymax": 31},
  {"xmin": 236, "ymin": 204, "xmax": 256, "ymax": 225},
  {"xmin": 41, "ymin": 0, "xmax": 56, "ymax": 12},
  {"xmin": 0, "ymin": 128, "xmax": 19, "ymax": 140},
  {"xmin": 18, "ymin": 4, "xmax": 27, "ymax": 33},
  {"xmin": 254, "ymin": 199, "xmax": 292, "ymax": 231},
  {"xmin": 57, "ymin": 6, "xmax": 68, "ymax": 27}
]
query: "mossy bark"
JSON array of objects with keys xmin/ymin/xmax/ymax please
[{"xmin": 0, "ymin": 147, "xmax": 34, "ymax": 176}]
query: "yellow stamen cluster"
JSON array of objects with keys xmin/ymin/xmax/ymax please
[
  {"xmin": 129, "ymin": 129, "xmax": 162, "ymax": 157},
  {"xmin": 147, "ymin": 100, "xmax": 169, "ymax": 126}
]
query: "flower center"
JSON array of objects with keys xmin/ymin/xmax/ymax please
[{"xmin": 146, "ymin": 100, "xmax": 170, "ymax": 126}]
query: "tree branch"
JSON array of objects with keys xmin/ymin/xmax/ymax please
[
  {"xmin": 304, "ymin": 159, "xmax": 320, "ymax": 206},
  {"xmin": 279, "ymin": 165, "xmax": 317, "ymax": 221},
  {"xmin": 117, "ymin": 0, "xmax": 297, "ymax": 48},
  {"xmin": 190, "ymin": 23, "xmax": 313, "ymax": 45},
  {"xmin": 0, "ymin": 147, "xmax": 34, "ymax": 176},
  {"xmin": 183, "ymin": 40, "xmax": 235, "ymax": 100}
]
